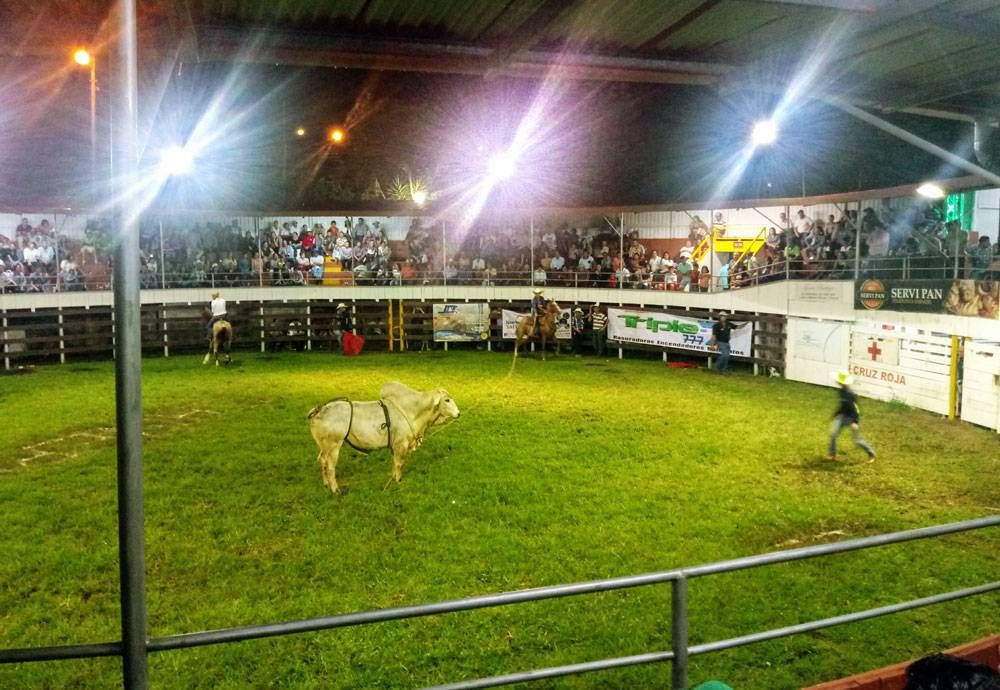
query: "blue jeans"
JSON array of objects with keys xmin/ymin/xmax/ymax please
[
  {"xmin": 828, "ymin": 415, "xmax": 875, "ymax": 456},
  {"xmin": 714, "ymin": 342, "xmax": 731, "ymax": 372}
]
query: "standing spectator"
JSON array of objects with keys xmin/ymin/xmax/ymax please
[
  {"xmin": 589, "ymin": 305, "xmax": 607, "ymax": 357},
  {"xmin": 966, "ymin": 236, "xmax": 993, "ymax": 279},
  {"xmin": 708, "ymin": 312, "xmax": 738, "ymax": 374},
  {"xmin": 827, "ymin": 371, "xmax": 876, "ymax": 462},
  {"xmin": 718, "ymin": 258, "xmax": 731, "ymax": 290},
  {"xmin": 793, "ymin": 209, "xmax": 814, "ymax": 239},
  {"xmin": 332, "ymin": 303, "xmax": 353, "ymax": 348},
  {"xmin": 676, "ymin": 255, "xmax": 692, "ymax": 291},
  {"xmin": 698, "ymin": 265, "xmax": 712, "ymax": 292},
  {"xmin": 571, "ymin": 307, "xmax": 586, "ymax": 355}
]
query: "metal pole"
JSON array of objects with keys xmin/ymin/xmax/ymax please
[
  {"xmin": 671, "ymin": 577, "xmax": 689, "ymax": 690},
  {"xmin": 256, "ymin": 217, "xmax": 264, "ymax": 287},
  {"xmin": 709, "ymin": 209, "xmax": 716, "ymax": 291},
  {"xmin": 159, "ymin": 220, "xmax": 165, "ymax": 290},
  {"xmin": 530, "ymin": 217, "xmax": 534, "ymax": 287},
  {"xmin": 111, "ymin": 0, "xmax": 148, "ymax": 687},
  {"xmin": 619, "ymin": 213, "xmax": 624, "ymax": 290},
  {"xmin": 442, "ymin": 220, "xmax": 447, "ymax": 287},
  {"xmin": 90, "ymin": 58, "xmax": 98, "ymax": 203}
]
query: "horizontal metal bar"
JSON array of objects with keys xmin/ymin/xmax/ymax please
[
  {"xmin": 146, "ymin": 515, "xmax": 997, "ymax": 652},
  {"xmin": 689, "ymin": 582, "xmax": 1000, "ymax": 656},
  {"xmin": 424, "ymin": 650, "xmax": 674, "ymax": 690},
  {"xmin": 146, "ymin": 570, "xmax": 684, "ymax": 652},
  {"xmin": 681, "ymin": 515, "xmax": 1000, "ymax": 578},
  {"xmin": 0, "ymin": 641, "xmax": 121, "ymax": 664}
]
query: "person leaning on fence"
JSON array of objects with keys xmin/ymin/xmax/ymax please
[
  {"xmin": 828, "ymin": 371, "xmax": 876, "ymax": 462},
  {"xmin": 588, "ymin": 305, "xmax": 607, "ymax": 357},
  {"xmin": 571, "ymin": 307, "xmax": 586, "ymax": 355}
]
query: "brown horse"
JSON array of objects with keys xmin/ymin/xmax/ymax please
[
  {"xmin": 203, "ymin": 319, "xmax": 233, "ymax": 366},
  {"xmin": 514, "ymin": 300, "xmax": 561, "ymax": 361}
]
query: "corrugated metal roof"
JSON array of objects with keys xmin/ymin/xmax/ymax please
[{"xmin": 1, "ymin": 0, "xmax": 998, "ymax": 117}]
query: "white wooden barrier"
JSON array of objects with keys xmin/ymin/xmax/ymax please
[
  {"xmin": 961, "ymin": 341, "xmax": 1000, "ymax": 432},
  {"xmin": 785, "ymin": 317, "xmax": 850, "ymax": 388},
  {"xmin": 848, "ymin": 323, "xmax": 952, "ymax": 416}
]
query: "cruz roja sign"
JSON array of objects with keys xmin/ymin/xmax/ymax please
[{"xmin": 608, "ymin": 308, "xmax": 753, "ymax": 357}]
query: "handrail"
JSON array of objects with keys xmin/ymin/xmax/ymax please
[{"xmin": 2, "ymin": 515, "xmax": 996, "ymax": 690}]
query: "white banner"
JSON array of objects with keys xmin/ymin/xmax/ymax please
[
  {"xmin": 502, "ymin": 309, "xmax": 571, "ymax": 339},
  {"xmin": 433, "ymin": 303, "xmax": 490, "ymax": 342},
  {"xmin": 607, "ymin": 307, "xmax": 753, "ymax": 357}
]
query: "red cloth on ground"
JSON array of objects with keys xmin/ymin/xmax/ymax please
[{"xmin": 342, "ymin": 332, "xmax": 365, "ymax": 356}]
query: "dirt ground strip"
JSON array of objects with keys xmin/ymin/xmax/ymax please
[{"xmin": 3, "ymin": 409, "xmax": 219, "ymax": 473}]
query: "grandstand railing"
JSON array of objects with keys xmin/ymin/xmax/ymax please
[
  {"xmin": 1, "ymin": 515, "xmax": 996, "ymax": 689},
  {"xmin": 2, "ymin": 255, "xmax": 991, "ymax": 295}
]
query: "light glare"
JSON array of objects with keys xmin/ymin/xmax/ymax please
[
  {"xmin": 488, "ymin": 150, "xmax": 516, "ymax": 181},
  {"xmin": 73, "ymin": 49, "xmax": 92, "ymax": 66},
  {"xmin": 159, "ymin": 145, "xmax": 194, "ymax": 176},
  {"xmin": 329, "ymin": 128, "xmax": 345, "ymax": 143},
  {"xmin": 412, "ymin": 189, "xmax": 428, "ymax": 206},
  {"xmin": 916, "ymin": 182, "xmax": 945, "ymax": 199},
  {"xmin": 295, "ymin": 127, "xmax": 306, "ymax": 137},
  {"xmin": 751, "ymin": 119, "xmax": 778, "ymax": 146}
]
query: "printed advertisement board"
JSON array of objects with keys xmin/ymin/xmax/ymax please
[
  {"xmin": 433, "ymin": 303, "xmax": 490, "ymax": 342},
  {"xmin": 607, "ymin": 308, "xmax": 753, "ymax": 357},
  {"xmin": 855, "ymin": 279, "xmax": 999, "ymax": 318}
]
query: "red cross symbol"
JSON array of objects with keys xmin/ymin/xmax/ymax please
[{"xmin": 867, "ymin": 341, "xmax": 882, "ymax": 361}]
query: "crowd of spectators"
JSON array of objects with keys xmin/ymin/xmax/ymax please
[
  {"xmin": 3, "ymin": 203, "xmax": 996, "ymax": 294},
  {"xmin": 1, "ymin": 217, "xmax": 85, "ymax": 293}
]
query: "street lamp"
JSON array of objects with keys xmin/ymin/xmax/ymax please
[{"xmin": 73, "ymin": 48, "xmax": 97, "ymax": 200}]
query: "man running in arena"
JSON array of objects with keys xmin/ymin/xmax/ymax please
[{"xmin": 828, "ymin": 370, "xmax": 876, "ymax": 462}]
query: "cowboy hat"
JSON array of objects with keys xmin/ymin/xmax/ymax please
[
  {"xmin": 533, "ymin": 288, "xmax": 543, "ymax": 294},
  {"xmin": 211, "ymin": 291, "xmax": 220, "ymax": 299},
  {"xmin": 574, "ymin": 307, "xmax": 583, "ymax": 313},
  {"xmin": 831, "ymin": 370, "xmax": 854, "ymax": 386},
  {"xmin": 336, "ymin": 303, "xmax": 347, "ymax": 309}
]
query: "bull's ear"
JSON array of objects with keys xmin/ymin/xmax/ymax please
[{"xmin": 432, "ymin": 389, "xmax": 446, "ymax": 408}]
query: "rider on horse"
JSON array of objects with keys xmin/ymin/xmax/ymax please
[
  {"xmin": 529, "ymin": 288, "xmax": 546, "ymax": 338},
  {"xmin": 207, "ymin": 291, "xmax": 227, "ymax": 340}
]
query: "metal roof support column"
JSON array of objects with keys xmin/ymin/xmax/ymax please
[{"xmin": 111, "ymin": 0, "xmax": 149, "ymax": 687}]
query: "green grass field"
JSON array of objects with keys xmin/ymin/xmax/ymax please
[{"xmin": 1, "ymin": 351, "xmax": 997, "ymax": 689}]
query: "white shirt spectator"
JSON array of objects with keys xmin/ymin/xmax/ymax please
[
  {"xmin": 541, "ymin": 231, "xmax": 557, "ymax": 247},
  {"xmin": 794, "ymin": 212, "xmax": 814, "ymax": 237},
  {"xmin": 680, "ymin": 241, "xmax": 695, "ymax": 258},
  {"xmin": 578, "ymin": 254, "xmax": 595, "ymax": 270},
  {"xmin": 37, "ymin": 243, "xmax": 55, "ymax": 264},
  {"xmin": 22, "ymin": 245, "xmax": 39, "ymax": 264},
  {"xmin": 648, "ymin": 252, "xmax": 663, "ymax": 272},
  {"xmin": 471, "ymin": 257, "xmax": 486, "ymax": 270},
  {"xmin": 533, "ymin": 267, "xmax": 547, "ymax": 284},
  {"xmin": 550, "ymin": 254, "xmax": 565, "ymax": 270}
]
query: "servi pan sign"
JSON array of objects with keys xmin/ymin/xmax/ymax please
[{"xmin": 856, "ymin": 279, "xmax": 999, "ymax": 318}]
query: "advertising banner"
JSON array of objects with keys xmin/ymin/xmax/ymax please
[
  {"xmin": 433, "ymin": 303, "xmax": 490, "ymax": 342},
  {"xmin": 855, "ymin": 279, "xmax": 999, "ymax": 318},
  {"xmin": 501, "ymin": 309, "xmax": 571, "ymax": 339},
  {"xmin": 607, "ymin": 307, "xmax": 753, "ymax": 357}
]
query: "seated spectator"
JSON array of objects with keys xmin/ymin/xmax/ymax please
[
  {"xmin": 697, "ymin": 265, "xmax": 711, "ymax": 292},
  {"xmin": 16, "ymin": 217, "xmax": 33, "ymax": 239},
  {"xmin": 532, "ymin": 265, "xmax": 547, "ymax": 285},
  {"xmin": 676, "ymin": 255, "xmax": 692, "ymax": 290},
  {"xmin": 578, "ymin": 251, "xmax": 595, "ymax": 272},
  {"xmin": 679, "ymin": 239, "xmax": 695, "ymax": 258},
  {"xmin": 550, "ymin": 251, "xmax": 565, "ymax": 271}
]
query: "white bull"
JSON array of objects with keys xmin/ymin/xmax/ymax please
[{"xmin": 308, "ymin": 382, "xmax": 460, "ymax": 493}]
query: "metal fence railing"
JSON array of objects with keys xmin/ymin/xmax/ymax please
[{"xmin": 2, "ymin": 515, "xmax": 996, "ymax": 689}]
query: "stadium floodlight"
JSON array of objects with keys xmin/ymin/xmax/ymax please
[
  {"xmin": 751, "ymin": 119, "xmax": 778, "ymax": 146},
  {"xmin": 73, "ymin": 48, "xmax": 92, "ymax": 66},
  {"xmin": 916, "ymin": 182, "xmax": 945, "ymax": 199},
  {"xmin": 412, "ymin": 189, "xmax": 428, "ymax": 206},
  {"xmin": 295, "ymin": 127, "xmax": 306, "ymax": 137},
  {"xmin": 159, "ymin": 145, "xmax": 194, "ymax": 177},
  {"xmin": 488, "ymin": 149, "xmax": 517, "ymax": 182},
  {"xmin": 329, "ymin": 127, "xmax": 345, "ymax": 144}
]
